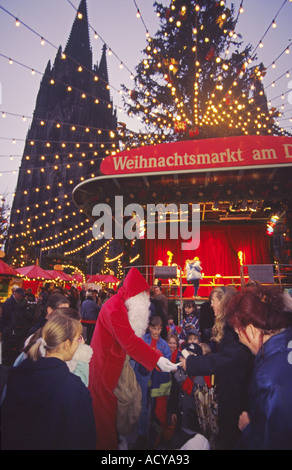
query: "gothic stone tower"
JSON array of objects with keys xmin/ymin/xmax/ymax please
[{"xmin": 8, "ymin": 0, "xmax": 118, "ymax": 273}]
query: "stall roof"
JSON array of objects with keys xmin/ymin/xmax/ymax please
[{"xmin": 73, "ymin": 164, "xmax": 290, "ymax": 224}]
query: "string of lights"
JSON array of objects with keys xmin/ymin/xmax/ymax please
[{"xmin": 0, "ymin": 5, "xmax": 130, "ymax": 100}]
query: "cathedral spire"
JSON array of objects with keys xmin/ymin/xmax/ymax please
[
  {"xmin": 98, "ymin": 44, "xmax": 109, "ymax": 83},
  {"xmin": 64, "ymin": 0, "xmax": 92, "ymax": 69}
]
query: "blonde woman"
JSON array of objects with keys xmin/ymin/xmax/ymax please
[
  {"xmin": 180, "ymin": 286, "xmax": 253, "ymax": 450},
  {"xmin": 2, "ymin": 313, "xmax": 96, "ymax": 450}
]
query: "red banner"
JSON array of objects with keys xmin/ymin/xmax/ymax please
[{"xmin": 101, "ymin": 135, "xmax": 292, "ymax": 175}]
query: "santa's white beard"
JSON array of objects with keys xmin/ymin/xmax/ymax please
[{"xmin": 126, "ymin": 291, "xmax": 150, "ymax": 338}]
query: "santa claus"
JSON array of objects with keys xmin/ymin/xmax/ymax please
[{"xmin": 89, "ymin": 267, "xmax": 178, "ymax": 450}]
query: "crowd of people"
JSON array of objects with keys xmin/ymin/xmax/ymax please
[{"xmin": 0, "ymin": 269, "xmax": 292, "ymax": 450}]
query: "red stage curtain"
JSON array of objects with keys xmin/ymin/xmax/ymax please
[{"xmin": 143, "ymin": 224, "xmax": 271, "ymax": 296}]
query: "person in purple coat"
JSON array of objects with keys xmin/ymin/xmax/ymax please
[{"xmin": 226, "ymin": 285, "xmax": 292, "ymax": 450}]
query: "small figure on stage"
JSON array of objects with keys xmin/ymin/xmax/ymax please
[{"xmin": 185, "ymin": 257, "xmax": 203, "ymax": 298}]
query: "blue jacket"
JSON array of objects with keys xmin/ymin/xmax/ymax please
[
  {"xmin": 1, "ymin": 357, "xmax": 96, "ymax": 450},
  {"xmin": 134, "ymin": 332, "xmax": 172, "ymax": 396},
  {"xmin": 134, "ymin": 333, "xmax": 172, "ymax": 436},
  {"xmin": 237, "ymin": 327, "xmax": 292, "ymax": 450},
  {"xmin": 81, "ymin": 299, "xmax": 100, "ymax": 321}
]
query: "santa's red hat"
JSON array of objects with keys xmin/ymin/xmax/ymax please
[{"xmin": 120, "ymin": 267, "xmax": 149, "ymax": 301}]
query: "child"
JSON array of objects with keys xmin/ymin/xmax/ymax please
[
  {"xmin": 134, "ymin": 315, "xmax": 172, "ymax": 449},
  {"xmin": 186, "ymin": 328, "xmax": 201, "ymax": 345},
  {"xmin": 167, "ymin": 332, "xmax": 183, "ymax": 363},
  {"xmin": 1, "ymin": 312, "xmax": 96, "ymax": 450},
  {"xmin": 179, "ymin": 300, "xmax": 200, "ymax": 348},
  {"xmin": 167, "ymin": 315, "xmax": 180, "ymax": 336},
  {"xmin": 164, "ymin": 333, "xmax": 183, "ymax": 444},
  {"xmin": 167, "ymin": 334, "xmax": 215, "ymax": 449},
  {"xmin": 185, "ymin": 257, "xmax": 203, "ymax": 298}
]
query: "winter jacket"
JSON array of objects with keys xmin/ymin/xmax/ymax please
[
  {"xmin": 81, "ymin": 299, "xmax": 100, "ymax": 321},
  {"xmin": 237, "ymin": 327, "xmax": 292, "ymax": 450},
  {"xmin": 134, "ymin": 333, "xmax": 172, "ymax": 438},
  {"xmin": 134, "ymin": 333, "xmax": 172, "ymax": 397},
  {"xmin": 1, "ymin": 357, "xmax": 96, "ymax": 450},
  {"xmin": 186, "ymin": 325, "xmax": 253, "ymax": 449}
]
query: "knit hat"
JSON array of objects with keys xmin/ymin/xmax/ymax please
[{"xmin": 187, "ymin": 328, "xmax": 201, "ymax": 340}]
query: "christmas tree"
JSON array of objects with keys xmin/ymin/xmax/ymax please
[{"xmin": 121, "ymin": 0, "xmax": 287, "ymax": 148}]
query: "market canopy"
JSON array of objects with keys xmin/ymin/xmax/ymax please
[
  {"xmin": 45, "ymin": 270, "xmax": 72, "ymax": 281},
  {"xmin": 0, "ymin": 259, "xmax": 19, "ymax": 276},
  {"xmin": 87, "ymin": 274, "xmax": 119, "ymax": 284},
  {"xmin": 16, "ymin": 265, "xmax": 53, "ymax": 280},
  {"xmin": 71, "ymin": 273, "xmax": 86, "ymax": 283}
]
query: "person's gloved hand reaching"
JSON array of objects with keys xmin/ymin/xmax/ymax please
[{"xmin": 157, "ymin": 356, "xmax": 181, "ymax": 372}]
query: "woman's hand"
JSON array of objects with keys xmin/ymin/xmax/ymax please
[
  {"xmin": 180, "ymin": 357, "xmax": 187, "ymax": 371},
  {"xmin": 171, "ymin": 414, "xmax": 177, "ymax": 425},
  {"xmin": 238, "ymin": 411, "xmax": 250, "ymax": 431}
]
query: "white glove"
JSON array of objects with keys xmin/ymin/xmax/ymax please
[{"xmin": 157, "ymin": 356, "xmax": 179, "ymax": 372}]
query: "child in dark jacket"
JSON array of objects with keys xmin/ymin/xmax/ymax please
[
  {"xmin": 134, "ymin": 315, "xmax": 172, "ymax": 449},
  {"xmin": 167, "ymin": 339, "xmax": 215, "ymax": 449}
]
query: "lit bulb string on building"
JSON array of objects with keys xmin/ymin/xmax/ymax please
[
  {"xmin": 40, "ymin": 229, "xmax": 95, "ymax": 253},
  {"xmin": 64, "ymin": 238, "xmax": 113, "ymax": 258},
  {"xmin": 0, "ymin": 57, "xmax": 154, "ymax": 146},
  {"xmin": 9, "ymin": 209, "xmax": 91, "ymax": 238},
  {"xmin": 0, "ymin": 136, "xmax": 118, "ymax": 153},
  {"xmin": 0, "ymin": 1, "xmax": 153, "ymax": 139},
  {"xmin": 11, "ymin": 212, "xmax": 91, "ymax": 242},
  {"xmin": 0, "ymin": 109, "xmax": 120, "ymax": 138},
  {"xmin": 0, "ymin": 148, "xmax": 116, "ymax": 179},
  {"xmin": 17, "ymin": 224, "xmax": 92, "ymax": 249},
  {"xmin": 9, "ymin": 171, "xmax": 98, "ymax": 219},
  {"xmin": 65, "ymin": 0, "xmax": 135, "ymax": 78},
  {"xmin": 0, "ymin": 52, "xmax": 119, "ymax": 113},
  {"xmin": 9, "ymin": 201, "xmax": 90, "ymax": 231},
  {"xmin": 0, "ymin": 6, "xmax": 152, "ymax": 149},
  {"xmin": 9, "ymin": 178, "xmax": 96, "ymax": 225},
  {"xmin": 0, "ymin": 149, "xmax": 104, "ymax": 168},
  {"xmin": 70, "ymin": 0, "xmax": 196, "ymax": 137}
]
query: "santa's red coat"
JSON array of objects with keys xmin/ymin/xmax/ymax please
[{"xmin": 88, "ymin": 268, "xmax": 160, "ymax": 450}]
